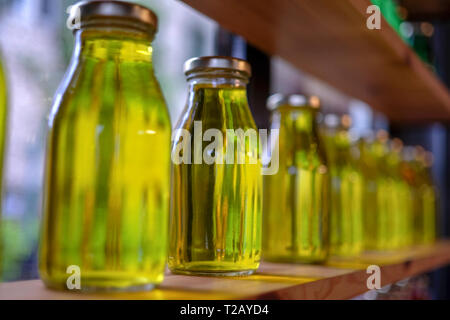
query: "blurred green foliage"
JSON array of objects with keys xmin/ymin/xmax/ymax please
[{"xmin": 1, "ymin": 218, "xmax": 39, "ymax": 281}]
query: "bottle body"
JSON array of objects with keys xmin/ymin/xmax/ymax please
[
  {"xmin": 361, "ymin": 137, "xmax": 393, "ymax": 250},
  {"xmin": 409, "ymin": 151, "xmax": 437, "ymax": 245},
  {"xmin": 362, "ymin": 136, "xmax": 414, "ymax": 251},
  {"xmin": 322, "ymin": 126, "xmax": 363, "ymax": 257},
  {"xmin": 359, "ymin": 138, "xmax": 380, "ymax": 251},
  {"xmin": 169, "ymin": 78, "xmax": 262, "ymax": 275},
  {"xmin": 385, "ymin": 146, "xmax": 414, "ymax": 249},
  {"xmin": 419, "ymin": 180, "xmax": 437, "ymax": 244},
  {"xmin": 263, "ymin": 106, "xmax": 329, "ymax": 263},
  {"xmin": 0, "ymin": 51, "xmax": 7, "ymax": 277},
  {"xmin": 39, "ymin": 29, "xmax": 171, "ymax": 291},
  {"xmin": 0, "ymin": 53, "xmax": 6, "ymax": 187}
]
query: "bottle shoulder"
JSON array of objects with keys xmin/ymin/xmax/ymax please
[
  {"xmin": 49, "ymin": 58, "xmax": 170, "ymax": 128},
  {"xmin": 175, "ymin": 86, "xmax": 256, "ymax": 132}
]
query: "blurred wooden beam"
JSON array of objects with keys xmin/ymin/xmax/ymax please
[
  {"xmin": 399, "ymin": 0, "xmax": 450, "ymax": 21},
  {"xmin": 181, "ymin": 0, "xmax": 450, "ymax": 123}
]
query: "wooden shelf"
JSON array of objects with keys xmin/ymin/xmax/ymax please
[
  {"xmin": 1, "ymin": 241, "xmax": 449, "ymax": 300},
  {"xmin": 181, "ymin": 0, "xmax": 450, "ymax": 123}
]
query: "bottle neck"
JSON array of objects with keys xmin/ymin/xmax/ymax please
[
  {"xmin": 326, "ymin": 127, "xmax": 351, "ymax": 148},
  {"xmin": 186, "ymin": 76, "xmax": 249, "ymax": 112},
  {"xmin": 187, "ymin": 75, "xmax": 248, "ymax": 90},
  {"xmin": 274, "ymin": 106, "xmax": 319, "ymax": 133},
  {"xmin": 73, "ymin": 28, "xmax": 154, "ymax": 63}
]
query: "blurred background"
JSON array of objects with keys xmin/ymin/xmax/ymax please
[{"xmin": 0, "ymin": 0, "xmax": 449, "ymax": 299}]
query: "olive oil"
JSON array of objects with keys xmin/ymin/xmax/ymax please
[
  {"xmin": 420, "ymin": 152, "xmax": 437, "ymax": 244},
  {"xmin": 385, "ymin": 139, "xmax": 414, "ymax": 249},
  {"xmin": 322, "ymin": 115, "xmax": 363, "ymax": 257},
  {"xmin": 0, "ymin": 54, "xmax": 6, "ymax": 189},
  {"xmin": 169, "ymin": 57, "xmax": 262, "ymax": 275},
  {"xmin": 406, "ymin": 148, "xmax": 437, "ymax": 245},
  {"xmin": 0, "ymin": 51, "xmax": 7, "ymax": 277},
  {"xmin": 360, "ymin": 132, "xmax": 392, "ymax": 251},
  {"xmin": 263, "ymin": 95, "xmax": 329, "ymax": 263},
  {"xmin": 358, "ymin": 137, "xmax": 378, "ymax": 251},
  {"xmin": 362, "ymin": 134, "xmax": 415, "ymax": 251},
  {"xmin": 39, "ymin": 2, "xmax": 170, "ymax": 291}
]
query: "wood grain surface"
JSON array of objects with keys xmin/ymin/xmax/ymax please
[{"xmin": 1, "ymin": 241, "xmax": 449, "ymax": 300}]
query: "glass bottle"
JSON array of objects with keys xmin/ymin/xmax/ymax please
[
  {"xmin": 358, "ymin": 135, "xmax": 379, "ymax": 251},
  {"xmin": 386, "ymin": 138, "xmax": 413, "ymax": 249},
  {"xmin": 0, "ymin": 52, "xmax": 6, "ymax": 189},
  {"xmin": 169, "ymin": 56, "xmax": 262, "ymax": 276},
  {"xmin": 39, "ymin": 1, "xmax": 171, "ymax": 291},
  {"xmin": 406, "ymin": 148, "xmax": 437, "ymax": 245},
  {"xmin": 263, "ymin": 94, "xmax": 329, "ymax": 263},
  {"xmin": 0, "ymin": 49, "xmax": 7, "ymax": 278},
  {"xmin": 321, "ymin": 114, "xmax": 363, "ymax": 257},
  {"xmin": 361, "ymin": 131, "xmax": 391, "ymax": 251},
  {"xmin": 420, "ymin": 151, "xmax": 437, "ymax": 244}
]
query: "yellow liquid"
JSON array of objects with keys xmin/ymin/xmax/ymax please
[
  {"xmin": 169, "ymin": 84, "xmax": 262, "ymax": 275},
  {"xmin": 412, "ymin": 161, "xmax": 437, "ymax": 245},
  {"xmin": 362, "ymin": 139, "xmax": 413, "ymax": 251},
  {"xmin": 421, "ymin": 184, "xmax": 436, "ymax": 244},
  {"xmin": 0, "ymin": 56, "xmax": 6, "ymax": 183},
  {"xmin": 263, "ymin": 106, "xmax": 329, "ymax": 263},
  {"xmin": 39, "ymin": 30, "xmax": 171, "ymax": 291},
  {"xmin": 0, "ymin": 53, "xmax": 7, "ymax": 277},
  {"xmin": 323, "ymin": 130, "xmax": 363, "ymax": 257},
  {"xmin": 359, "ymin": 139, "xmax": 379, "ymax": 250},
  {"xmin": 386, "ymin": 150, "xmax": 414, "ymax": 249},
  {"xmin": 360, "ymin": 139, "xmax": 393, "ymax": 250}
]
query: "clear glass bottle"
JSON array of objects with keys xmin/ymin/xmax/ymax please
[
  {"xmin": 0, "ymin": 51, "xmax": 6, "ymax": 187},
  {"xmin": 405, "ymin": 147, "xmax": 437, "ymax": 245},
  {"xmin": 0, "ymin": 49, "xmax": 7, "ymax": 277},
  {"xmin": 362, "ymin": 131, "xmax": 393, "ymax": 251},
  {"xmin": 419, "ymin": 151, "xmax": 437, "ymax": 245},
  {"xmin": 358, "ymin": 135, "xmax": 379, "ymax": 251},
  {"xmin": 39, "ymin": 1, "xmax": 171, "ymax": 291},
  {"xmin": 321, "ymin": 114, "xmax": 363, "ymax": 257},
  {"xmin": 168, "ymin": 56, "xmax": 262, "ymax": 276},
  {"xmin": 263, "ymin": 94, "xmax": 329, "ymax": 263},
  {"xmin": 386, "ymin": 138, "xmax": 413, "ymax": 249}
]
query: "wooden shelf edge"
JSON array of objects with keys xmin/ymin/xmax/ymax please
[
  {"xmin": 254, "ymin": 242, "xmax": 450, "ymax": 299},
  {"xmin": 1, "ymin": 241, "xmax": 449, "ymax": 300}
]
